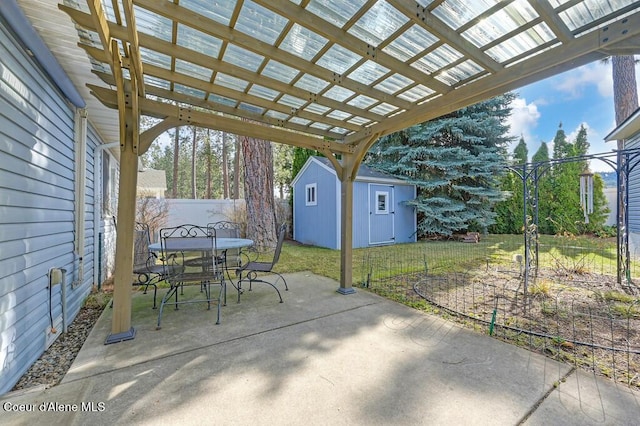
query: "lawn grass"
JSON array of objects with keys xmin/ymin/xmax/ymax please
[{"xmin": 274, "ymin": 234, "xmax": 628, "ymax": 283}]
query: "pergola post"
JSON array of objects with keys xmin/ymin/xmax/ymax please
[
  {"xmin": 105, "ymin": 38, "xmax": 141, "ymax": 344},
  {"xmin": 338, "ymin": 168, "xmax": 356, "ymax": 294},
  {"xmin": 105, "ymin": 131, "xmax": 138, "ymax": 344}
]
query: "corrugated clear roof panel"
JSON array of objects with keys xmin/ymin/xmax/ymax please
[
  {"xmin": 414, "ymin": 44, "xmax": 463, "ymax": 74},
  {"xmin": 174, "ymin": 84, "xmax": 206, "ymax": 99},
  {"xmin": 278, "ymin": 94, "xmax": 307, "ymax": 108},
  {"xmin": 208, "ymin": 94, "xmax": 238, "ymax": 106},
  {"xmin": 181, "ymin": 0, "xmax": 235, "ymax": 25},
  {"xmin": 462, "ymin": 1, "xmax": 539, "ymax": 48},
  {"xmin": 280, "ymin": 24, "xmax": 328, "ymax": 61},
  {"xmin": 143, "ymin": 75, "xmax": 170, "ymax": 90},
  {"xmin": 304, "ymin": 103, "xmax": 331, "ymax": 114},
  {"xmin": 316, "ymin": 44, "xmax": 362, "ymax": 75},
  {"xmin": 435, "ymin": 60, "xmax": 483, "ymax": 85},
  {"xmin": 294, "ymin": 74, "xmax": 330, "ymax": 93},
  {"xmin": 310, "ymin": 122, "xmax": 332, "ymax": 130},
  {"xmin": 326, "ymin": 110, "xmax": 351, "ymax": 120},
  {"xmin": 235, "ymin": 0, "xmax": 288, "ymax": 44},
  {"xmin": 133, "ymin": 7, "xmax": 173, "ymax": 42},
  {"xmin": 289, "ymin": 117, "xmax": 311, "ymax": 126},
  {"xmin": 176, "ymin": 24, "xmax": 222, "ymax": 57},
  {"xmin": 559, "ymin": 0, "xmax": 632, "ymax": 32},
  {"xmin": 77, "ymin": 28, "xmax": 101, "ymax": 49},
  {"xmin": 239, "ymin": 102, "xmax": 265, "ymax": 114},
  {"xmin": 347, "ymin": 95, "xmax": 377, "ymax": 109},
  {"xmin": 89, "ymin": 59, "xmax": 110, "ymax": 74},
  {"xmin": 330, "ymin": 126, "xmax": 349, "ymax": 134},
  {"xmin": 265, "ymin": 110, "xmax": 289, "ymax": 120},
  {"xmin": 374, "ymin": 73, "xmax": 414, "ymax": 95},
  {"xmin": 223, "ymin": 44, "xmax": 265, "ymax": 72},
  {"xmin": 175, "ymin": 59, "xmax": 212, "ymax": 81},
  {"xmin": 139, "ymin": 47, "xmax": 171, "ymax": 69},
  {"xmin": 261, "ymin": 60, "xmax": 299, "ymax": 84},
  {"xmin": 397, "ymin": 84, "xmax": 435, "ymax": 102},
  {"xmin": 214, "ymin": 73, "xmax": 249, "ymax": 92},
  {"xmin": 485, "ymin": 23, "xmax": 555, "ymax": 63},
  {"xmin": 306, "ymin": 0, "xmax": 368, "ymax": 28},
  {"xmin": 347, "ymin": 116, "xmax": 371, "ymax": 125},
  {"xmin": 248, "ymin": 84, "xmax": 280, "ymax": 101},
  {"xmin": 432, "ymin": 0, "xmax": 496, "ymax": 30},
  {"xmin": 323, "ymin": 86, "xmax": 356, "ymax": 102},
  {"xmin": 369, "ymin": 102, "xmax": 398, "ymax": 116},
  {"xmin": 383, "ymin": 25, "xmax": 438, "ymax": 62},
  {"xmin": 348, "ymin": 1, "xmax": 409, "ymax": 47},
  {"xmin": 348, "ymin": 60, "xmax": 390, "ymax": 85}
]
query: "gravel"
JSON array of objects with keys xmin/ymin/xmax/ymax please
[{"xmin": 11, "ymin": 293, "xmax": 110, "ymax": 392}]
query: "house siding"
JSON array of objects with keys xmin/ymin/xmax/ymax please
[
  {"xmin": 0, "ymin": 22, "xmax": 98, "ymax": 393},
  {"xmin": 627, "ymin": 135, "xmax": 640, "ymax": 258}
]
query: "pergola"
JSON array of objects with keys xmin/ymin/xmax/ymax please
[{"xmin": 30, "ymin": 0, "xmax": 640, "ymax": 342}]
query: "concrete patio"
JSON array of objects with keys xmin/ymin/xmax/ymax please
[{"xmin": 2, "ymin": 271, "xmax": 640, "ymax": 425}]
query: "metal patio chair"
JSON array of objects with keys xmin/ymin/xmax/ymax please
[
  {"xmin": 235, "ymin": 223, "xmax": 288, "ymax": 303},
  {"xmin": 156, "ymin": 224, "xmax": 226, "ymax": 329},
  {"xmin": 131, "ymin": 222, "xmax": 166, "ymax": 309},
  {"xmin": 207, "ymin": 221, "xmax": 247, "ymax": 281}
]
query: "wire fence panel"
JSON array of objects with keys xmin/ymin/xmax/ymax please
[{"xmin": 358, "ymin": 236, "xmax": 640, "ymax": 388}]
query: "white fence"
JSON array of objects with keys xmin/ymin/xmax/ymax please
[
  {"xmin": 165, "ymin": 198, "xmax": 291, "ymax": 229},
  {"xmin": 166, "ymin": 199, "xmax": 247, "ymax": 227}
]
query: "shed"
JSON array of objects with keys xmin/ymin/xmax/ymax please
[{"xmin": 292, "ymin": 156, "xmax": 416, "ymax": 249}]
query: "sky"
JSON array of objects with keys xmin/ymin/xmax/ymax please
[{"xmin": 505, "ymin": 59, "xmax": 639, "ymax": 172}]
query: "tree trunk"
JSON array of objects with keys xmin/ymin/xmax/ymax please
[
  {"xmin": 222, "ymin": 132, "xmax": 229, "ymax": 199},
  {"xmin": 242, "ymin": 135, "xmax": 277, "ymax": 249},
  {"xmin": 206, "ymin": 129, "xmax": 212, "ymax": 199},
  {"xmin": 233, "ymin": 134, "xmax": 241, "ymax": 199},
  {"xmin": 612, "ymin": 56, "xmax": 638, "ymax": 134},
  {"xmin": 171, "ymin": 127, "xmax": 179, "ymax": 198},
  {"xmin": 191, "ymin": 126, "xmax": 197, "ymax": 199}
]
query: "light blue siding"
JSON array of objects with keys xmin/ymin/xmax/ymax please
[
  {"xmin": 0, "ymin": 22, "xmax": 99, "ymax": 393},
  {"xmin": 393, "ymin": 184, "xmax": 417, "ymax": 244},
  {"xmin": 627, "ymin": 135, "xmax": 640, "ymax": 257},
  {"xmin": 293, "ymin": 160, "xmax": 339, "ymax": 249}
]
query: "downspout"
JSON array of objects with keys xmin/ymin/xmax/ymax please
[
  {"xmin": 73, "ymin": 108, "xmax": 88, "ymax": 288},
  {"xmin": 93, "ymin": 142, "xmax": 119, "ymax": 288}
]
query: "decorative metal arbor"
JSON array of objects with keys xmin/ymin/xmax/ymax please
[{"xmin": 508, "ymin": 148, "xmax": 640, "ymax": 293}]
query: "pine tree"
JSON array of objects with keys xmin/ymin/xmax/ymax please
[
  {"xmin": 366, "ymin": 94, "xmax": 515, "ymax": 237},
  {"xmin": 491, "ymin": 136, "xmax": 528, "ymax": 234}
]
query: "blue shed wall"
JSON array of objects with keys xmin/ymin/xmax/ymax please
[
  {"xmin": 393, "ymin": 184, "xmax": 417, "ymax": 244},
  {"xmin": 0, "ymin": 21, "xmax": 98, "ymax": 394},
  {"xmin": 293, "ymin": 160, "xmax": 339, "ymax": 249}
]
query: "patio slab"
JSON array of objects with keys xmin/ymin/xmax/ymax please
[{"xmin": 2, "ymin": 271, "xmax": 639, "ymax": 425}]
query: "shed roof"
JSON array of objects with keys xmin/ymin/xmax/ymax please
[{"xmin": 314, "ymin": 156, "xmax": 410, "ymax": 184}]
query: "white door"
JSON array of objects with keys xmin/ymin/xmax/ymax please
[{"xmin": 369, "ymin": 184, "xmax": 395, "ymax": 244}]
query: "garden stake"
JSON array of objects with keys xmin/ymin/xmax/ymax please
[{"xmin": 489, "ymin": 308, "xmax": 497, "ymax": 336}]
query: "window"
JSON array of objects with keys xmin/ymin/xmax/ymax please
[
  {"xmin": 375, "ymin": 191, "xmax": 389, "ymax": 214},
  {"xmin": 305, "ymin": 183, "xmax": 317, "ymax": 206}
]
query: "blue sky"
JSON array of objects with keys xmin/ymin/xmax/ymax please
[{"xmin": 505, "ymin": 59, "xmax": 639, "ymax": 172}]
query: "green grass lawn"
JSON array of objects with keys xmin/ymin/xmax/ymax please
[{"xmin": 274, "ymin": 234, "xmax": 626, "ymax": 283}]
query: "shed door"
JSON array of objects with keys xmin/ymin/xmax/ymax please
[{"xmin": 369, "ymin": 184, "xmax": 395, "ymax": 245}]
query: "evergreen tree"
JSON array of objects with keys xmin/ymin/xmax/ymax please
[
  {"xmin": 513, "ymin": 136, "xmax": 528, "ymax": 164},
  {"xmin": 366, "ymin": 94, "xmax": 515, "ymax": 237},
  {"xmin": 491, "ymin": 137, "xmax": 528, "ymax": 234},
  {"xmin": 532, "ymin": 142, "xmax": 550, "ymax": 163}
]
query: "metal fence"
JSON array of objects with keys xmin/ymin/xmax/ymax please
[{"xmin": 357, "ymin": 236, "xmax": 640, "ymax": 388}]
